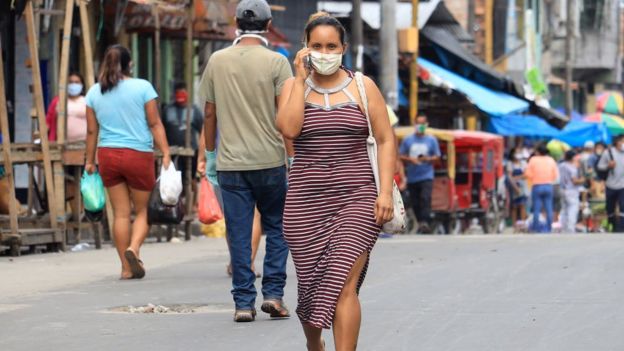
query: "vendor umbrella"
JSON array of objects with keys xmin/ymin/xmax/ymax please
[
  {"xmin": 584, "ymin": 112, "xmax": 624, "ymax": 136},
  {"xmin": 596, "ymin": 91, "xmax": 624, "ymax": 116}
]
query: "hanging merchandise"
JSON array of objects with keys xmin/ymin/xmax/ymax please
[{"xmin": 147, "ymin": 181, "xmax": 185, "ymax": 225}]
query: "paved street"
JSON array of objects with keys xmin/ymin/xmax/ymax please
[{"xmin": 1, "ymin": 234, "xmax": 624, "ymax": 351}]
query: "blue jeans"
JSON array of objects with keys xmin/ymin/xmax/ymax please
[
  {"xmin": 218, "ymin": 166, "xmax": 289, "ymax": 310},
  {"xmin": 531, "ymin": 184, "xmax": 554, "ymax": 233}
]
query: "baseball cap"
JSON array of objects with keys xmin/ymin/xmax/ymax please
[
  {"xmin": 236, "ymin": 0, "xmax": 272, "ymax": 21},
  {"xmin": 584, "ymin": 140, "xmax": 595, "ymax": 148}
]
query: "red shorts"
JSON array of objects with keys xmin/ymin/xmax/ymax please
[{"xmin": 97, "ymin": 147, "xmax": 156, "ymax": 191}]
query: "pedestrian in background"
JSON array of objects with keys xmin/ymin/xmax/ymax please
[
  {"xmin": 85, "ymin": 45, "xmax": 171, "ymax": 280},
  {"xmin": 399, "ymin": 115, "xmax": 441, "ymax": 234},
  {"xmin": 597, "ymin": 135, "xmax": 624, "ymax": 232},
  {"xmin": 506, "ymin": 147, "xmax": 528, "ymax": 229},
  {"xmin": 277, "ymin": 12, "xmax": 396, "ymax": 351},
  {"xmin": 161, "ymin": 81, "xmax": 203, "ymax": 183},
  {"xmin": 199, "ymin": 0, "xmax": 292, "ymax": 322},
  {"xmin": 46, "ymin": 72, "xmax": 88, "ymax": 222},
  {"xmin": 559, "ymin": 150, "xmax": 584, "ymax": 233},
  {"xmin": 525, "ymin": 143, "xmax": 559, "ymax": 233}
]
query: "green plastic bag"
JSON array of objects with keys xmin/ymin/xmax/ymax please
[{"xmin": 81, "ymin": 170, "xmax": 106, "ymax": 212}]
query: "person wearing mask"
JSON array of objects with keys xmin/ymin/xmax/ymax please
[
  {"xmin": 85, "ymin": 45, "xmax": 171, "ymax": 280},
  {"xmin": 524, "ymin": 143, "xmax": 559, "ymax": 233},
  {"xmin": 161, "ymin": 81, "xmax": 203, "ymax": 182},
  {"xmin": 45, "ymin": 72, "xmax": 88, "ymax": 222},
  {"xmin": 597, "ymin": 135, "xmax": 624, "ymax": 232},
  {"xmin": 277, "ymin": 12, "xmax": 395, "ymax": 350},
  {"xmin": 399, "ymin": 115, "xmax": 441, "ymax": 234},
  {"xmin": 590, "ymin": 142, "xmax": 606, "ymax": 179},
  {"xmin": 199, "ymin": 0, "xmax": 292, "ymax": 322},
  {"xmin": 506, "ymin": 147, "xmax": 528, "ymax": 229},
  {"xmin": 559, "ymin": 150, "xmax": 585, "ymax": 233}
]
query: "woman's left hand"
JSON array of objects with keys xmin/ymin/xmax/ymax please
[
  {"xmin": 374, "ymin": 193, "xmax": 394, "ymax": 225},
  {"xmin": 162, "ymin": 154, "xmax": 171, "ymax": 170}
]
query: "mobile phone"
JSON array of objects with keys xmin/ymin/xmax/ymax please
[{"xmin": 304, "ymin": 55, "xmax": 312, "ymax": 71}]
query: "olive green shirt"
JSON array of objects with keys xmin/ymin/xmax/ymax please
[{"xmin": 198, "ymin": 45, "xmax": 292, "ymax": 171}]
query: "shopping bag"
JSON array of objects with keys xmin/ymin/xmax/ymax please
[
  {"xmin": 148, "ymin": 181, "xmax": 185, "ymax": 225},
  {"xmin": 159, "ymin": 163, "xmax": 183, "ymax": 205},
  {"xmin": 198, "ymin": 178, "xmax": 223, "ymax": 224},
  {"xmin": 80, "ymin": 170, "xmax": 106, "ymax": 212}
]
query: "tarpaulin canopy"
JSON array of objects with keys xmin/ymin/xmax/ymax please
[
  {"xmin": 418, "ymin": 58, "xmax": 529, "ymax": 116},
  {"xmin": 488, "ymin": 115, "xmax": 560, "ymax": 138},
  {"xmin": 556, "ymin": 120, "xmax": 612, "ymax": 147}
]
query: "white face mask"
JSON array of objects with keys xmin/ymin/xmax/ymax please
[{"xmin": 310, "ymin": 51, "xmax": 342, "ymax": 75}]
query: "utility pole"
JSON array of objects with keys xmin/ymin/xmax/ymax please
[
  {"xmin": 484, "ymin": 0, "xmax": 494, "ymax": 64},
  {"xmin": 351, "ymin": 0, "xmax": 364, "ymax": 72},
  {"xmin": 564, "ymin": 0, "xmax": 574, "ymax": 117},
  {"xmin": 380, "ymin": 0, "xmax": 398, "ymax": 109},
  {"xmin": 409, "ymin": 0, "xmax": 419, "ymax": 124}
]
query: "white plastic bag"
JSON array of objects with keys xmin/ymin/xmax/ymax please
[{"xmin": 159, "ymin": 164, "xmax": 183, "ymax": 205}]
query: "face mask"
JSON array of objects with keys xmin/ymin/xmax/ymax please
[
  {"xmin": 67, "ymin": 83, "xmax": 83, "ymax": 96},
  {"xmin": 415, "ymin": 124, "xmax": 427, "ymax": 134},
  {"xmin": 514, "ymin": 154, "xmax": 522, "ymax": 161},
  {"xmin": 619, "ymin": 144, "xmax": 624, "ymax": 152},
  {"xmin": 309, "ymin": 51, "xmax": 342, "ymax": 75}
]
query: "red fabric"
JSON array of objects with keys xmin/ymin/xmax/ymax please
[
  {"xmin": 97, "ymin": 147, "xmax": 156, "ymax": 191},
  {"xmin": 198, "ymin": 178, "xmax": 223, "ymax": 224},
  {"xmin": 46, "ymin": 96, "xmax": 59, "ymax": 141}
]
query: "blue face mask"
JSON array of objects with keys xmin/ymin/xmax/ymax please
[{"xmin": 67, "ymin": 83, "xmax": 83, "ymax": 97}]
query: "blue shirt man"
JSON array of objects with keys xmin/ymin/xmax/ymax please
[{"xmin": 399, "ymin": 116, "xmax": 441, "ymax": 233}]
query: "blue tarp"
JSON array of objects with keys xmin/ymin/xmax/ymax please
[
  {"xmin": 418, "ymin": 58, "xmax": 530, "ymax": 116},
  {"xmin": 556, "ymin": 120, "xmax": 612, "ymax": 147},
  {"xmin": 488, "ymin": 115, "xmax": 560, "ymax": 138}
]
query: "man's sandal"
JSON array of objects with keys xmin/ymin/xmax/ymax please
[
  {"xmin": 261, "ymin": 299, "xmax": 290, "ymax": 318},
  {"xmin": 234, "ymin": 309, "xmax": 257, "ymax": 322}
]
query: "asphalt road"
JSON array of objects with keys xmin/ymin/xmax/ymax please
[{"xmin": 1, "ymin": 234, "xmax": 623, "ymax": 351}]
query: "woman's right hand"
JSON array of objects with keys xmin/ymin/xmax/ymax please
[
  {"xmin": 293, "ymin": 47, "xmax": 312, "ymax": 80},
  {"xmin": 85, "ymin": 163, "xmax": 97, "ymax": 175}
]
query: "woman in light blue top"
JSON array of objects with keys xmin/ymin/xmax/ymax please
[{"xmin": 85, "ymin": 45, "xmax": 171, "ymax": 280}]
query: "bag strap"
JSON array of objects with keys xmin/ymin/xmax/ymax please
[{"xmin": 354, "ymin": 72, "xmax": 373, "ymax": 138}]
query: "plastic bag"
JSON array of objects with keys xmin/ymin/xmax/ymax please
[
  {"xmin": 198, "ymin": 178, "xmax": 223, "ymax": 224},
  {"xmin": 148, "ymin": 181, "xmax": 185, "ymax": 225},
  {"xmin": 159, "ymin": 164, "xmax": 183, "ymax": 205},
  {"xmin": 80, "ymin": 170, "xmax": 106, "ymax": 212}
]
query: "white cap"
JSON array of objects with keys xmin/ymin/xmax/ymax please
[{"xmin": 584, "ymin": 140, "xmax": 595, "ymax": 148}]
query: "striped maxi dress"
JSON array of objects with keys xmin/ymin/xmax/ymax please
[{"xmin": 283, "ymin": 69, "xmax": 381, "ymax": 329}]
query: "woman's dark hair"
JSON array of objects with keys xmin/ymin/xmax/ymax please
[
  {"xmin": 536, "ymin": 143, "xmax": 549, "ymax": 156},
  {"xmin": 507, "ymin": 148, "xmax": 517, "ymax": 162},
  {"xmin": 303, "ymin": 12, "xmax": 347, "ymax": 46},
  {"xmin": 98, "ymin": 45, "xmax": 131, "ymax": 93},
  {"xmin": 68, "ymin": 71, "xmax": 85, "ymax": 95}
]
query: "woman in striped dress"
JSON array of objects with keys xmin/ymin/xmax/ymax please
[{"xmin": 276, "ymin": 12, "xmax": 396, "ymax": 351}]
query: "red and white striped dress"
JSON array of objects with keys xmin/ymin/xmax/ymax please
[{"xmin": 283, "ymin": 70, "xmax": 380, "ymax": 329}]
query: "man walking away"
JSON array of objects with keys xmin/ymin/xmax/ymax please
[
  {"xmin": 399, "ymin": 115, "xmax": 440, "ymax": 234},
  {"xmin": 558, "ymin": 150, "xmax": 584, "ymax": 233},
  {"xmin": 597, "ymin": 135, "xmax": 624, "ymax": 232},
  {"xmin": 198, "ymin": 0, "xmax": 292, "ymax": 322}
]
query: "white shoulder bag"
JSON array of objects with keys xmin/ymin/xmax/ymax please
[{"xmin": 354, "ymin": 72, "xmax": 406, "ymax": 234}]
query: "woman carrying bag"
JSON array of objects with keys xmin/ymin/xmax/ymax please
[
  {"xmin": 85, "ymin": 45, "xmax": 171, "ymax": 280},
  {"xmin": 276, "ymin": 12, "xmax": 397, "ymax": 351}
]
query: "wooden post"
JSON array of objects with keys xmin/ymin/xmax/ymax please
[
  {"xmin": 78, "ymin": 0, "xmax": 95, "ymax": 87},
  {"xmin": 0, "ymin": 39, "xmax": 19, "ymax": 235},
  {"xmin": 58, "ymin": 0, "xmax": 74, "ymax": 144},
  {"xmin": 25, "ymin": 0, "xmax": 59, "ymax": 230},
  {"xmin": 152, "ymin": 4, "xmax": 161, "ymax": 94},
  {"xmin": 183, "ymin": 1, "xmax": 194, "ymax": 241},
  {"xmin": 410, "ymin": 0, "xmax": 419, "ymax": 125}
]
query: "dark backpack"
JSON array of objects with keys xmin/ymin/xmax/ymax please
[{"xmin": 596, "ymin": 148, "xmax": 614, "ymax": 181}]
